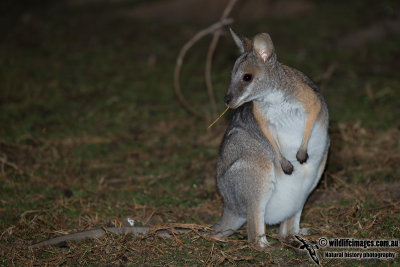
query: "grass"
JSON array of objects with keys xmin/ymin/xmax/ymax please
[{"xmin": 1, "ymin": 0, "xmax": 400, "ymax": 265}]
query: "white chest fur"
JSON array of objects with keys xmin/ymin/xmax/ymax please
[
  {"xmin": 259, "ymin": 92, "xmax": 306, "ymax": 160},
  {"xmin": 258, "ymin": 91, "xmax": 328, "ymax": 224}
]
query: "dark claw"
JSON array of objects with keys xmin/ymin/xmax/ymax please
[
  {"xmin": 296, "ymin": 149, "xmax": 308, "ymax": 164},
  {"xmin": 281, "ymin": 158, "xmax": 294, "ymax": 175}
]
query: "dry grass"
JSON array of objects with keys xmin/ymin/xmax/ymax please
[{"xmin": 1, "ymin": 122, "xmax": 399, "ymax": 266}]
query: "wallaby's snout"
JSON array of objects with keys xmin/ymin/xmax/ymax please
[
  {"xmin": 224, "ymin": 81, "xmax": 250, "ymax": 108},
  {"xmin": 224, "ymin": 87, "xmax": 242, "ymax": 108},
  {"xmin": 224, "ymin": 93, "xmax": 233, "ymax": 105}
]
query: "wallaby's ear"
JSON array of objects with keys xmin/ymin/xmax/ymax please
[
  {"xmin": 229, "ymin": 28, "xmax": 252, "ymax": 54},
  {"xmin": 253, "ymin": 33, "xmax": 275, "ymax": 63}
]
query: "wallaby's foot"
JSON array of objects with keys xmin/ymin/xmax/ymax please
[
  {"xmin": 253, "ymin": 236, "xmax": 270, "ymax": 250},
  {"xmin": 212, "ymin": 209, "xmax": 246, "ymax": 238},
  {"xmin": 296, "ymin": 149, "xmax": 308, "ymax": 164},
  {"xmin": 280, "ymin": 158, "xmax": 294, "ymax": 175}
]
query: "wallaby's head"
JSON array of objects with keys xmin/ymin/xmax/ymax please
[{"xmin": 224, "ymin": 28, "xmax": 278, "ymax": 108}]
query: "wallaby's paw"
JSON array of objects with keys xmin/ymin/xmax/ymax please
[
  {"xmin": 254, "ymin": 236, "xmax": 270, "ymax": 250},
  {"xmin": 281, "ymin": 158, "xmax": 294, "ymax": 175},
  {"xmin": 296, "ymin": 149, "xmax": 308, "ymax": 164}
]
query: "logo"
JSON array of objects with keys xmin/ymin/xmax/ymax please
[
  {"xmin": 294, "ymin": 236, "xmax": 398, "ymax": 264},
  {"xmin": 295, "ymin": 235, "xmax": 320, "ymax": 266}
]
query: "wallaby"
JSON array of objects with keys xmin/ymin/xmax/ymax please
[
  {"xmin": 211, "ymin": 29, "xmax": 329, "ymax": 248},
  {"xmin": 29, "ymin": 29, "xmax": 329, "ymax": 250}
]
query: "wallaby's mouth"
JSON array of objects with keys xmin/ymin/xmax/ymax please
[
  {"xmin": 226, "ymin": 102, "xmax": 240, "ymax": 109},
  {"xmin": 225, "ymin": 95, "xmax": 246, "ymax": 109},
  {"xmin": 224, "ymin": 93, "xmax": 241, "ymax": 109},
  {"xmin": 224, "ymin": 93, "xmax": 233, "ymax": 106}
]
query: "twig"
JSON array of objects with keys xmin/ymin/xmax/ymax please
[
  {"xmin": 29, "ymin": 223, "xmax": 209, "ymax": 248},
  {"xmin": 174, "ymin": 18, "xmax": 234, "ymax": 119},
  {"xmin": 204, "ymin": 242, "xmax": 215, "ymax": 266},
  {"xmin": 19, "ymin": 209, "xmax": 42, "ymax": 224},
  {"xmin": 205, "ymin": 0, "xmax": 239, "ymax": 116},
  {"xmin": 29, "ymin": 226, "xmax": 151, "ymax": 248},
  {"xmin": 207, "ymin": 107, "xmax": 230, "ymax": 129}
]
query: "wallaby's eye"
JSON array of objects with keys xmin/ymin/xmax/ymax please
[{"xmin": 242, "ymin": 73, "xmax": 253, "ymax": 82}]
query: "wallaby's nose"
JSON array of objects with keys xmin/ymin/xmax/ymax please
[{"xmin": 224, "ymin": 94, "xmax": 233, "ymax": 105}]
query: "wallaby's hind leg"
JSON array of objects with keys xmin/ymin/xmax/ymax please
[
  {"xmin": 247, "ymin": 175, "xmax": 274, "ymax": 248},
  {"xmin": 247, "ymin": 200, "xmax": 269, "ymax": 248},
  {"xmin": 214, "ymin": 158, "xmax": 275, "ymax": 248},
  {"xmin": 278, "ymin": 209, "xmax": 307, "ymax": 238},
  {"xmin": 212, "ymin": 208, "xmax": 246, "ymax": 238}
]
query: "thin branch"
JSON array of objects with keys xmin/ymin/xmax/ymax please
[
  {"xmin": 174, "ymin": 18, "xmax": 234, "ymax": 119},
  {"xmin": 205, "ymin": 0, "xmax": 239, "ymax": 116}
]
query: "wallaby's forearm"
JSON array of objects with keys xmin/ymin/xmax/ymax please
[
  {"xmin": 253, "ymin": 101, "xmax": 294, "ymax": 175},
  {"xmin": 295, "ymin": 84, "xmax": 322, "ymax": 163}
]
